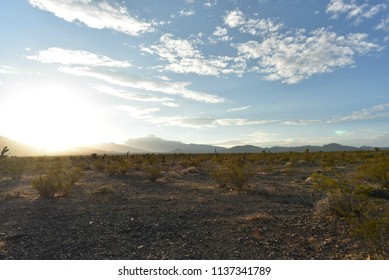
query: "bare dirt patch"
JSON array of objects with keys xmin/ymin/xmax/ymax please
[{"xmin": 0, "ymin": 155, "xmax": 379, "ymax": 259}]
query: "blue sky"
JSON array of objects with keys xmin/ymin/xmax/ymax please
[{"xmin": 0, "ymin": 0, "xmax": 388, "ymax": 151}]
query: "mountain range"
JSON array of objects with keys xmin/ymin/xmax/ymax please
[{"xmin": 0, "ymin": 134, "xmax": 387, "ymax": 156}]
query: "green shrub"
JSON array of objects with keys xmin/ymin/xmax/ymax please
[
  {"xmin": 145, "ymin": 163, "xmax": 163, "ymax": 182},
  {"xmin": 94, "ymin": 185, "xmax": 114, "ymax": 194},
  {"xmin": 312, "ymin": 173, "xmax": 389, "ymax": 259},
  {"xmin": 32, "ymin": 166, "xmax": 83, "ymax": 198},
  {"xmin": 357, "ymin": 157, "xmax": 389, "ymax": 188},
  {"xmin": 4, "ymin": 157, "xmax": 26, "ymax": 179},
  {"xmin": 211, "ymin": 160, "xmax": 254, "ymax": 191}
]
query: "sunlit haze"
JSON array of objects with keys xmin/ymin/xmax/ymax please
[{"xmin": 1, "ymin": 0, "xmax": 389, "ymax": 152}]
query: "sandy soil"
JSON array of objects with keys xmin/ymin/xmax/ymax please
[{"xmin": 0, "ymin": 158, "xmax": 370, "ymax": 259}]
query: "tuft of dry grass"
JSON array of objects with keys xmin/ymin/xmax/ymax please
[
  {"xmin": 94, "ymin": 185, "xmax": 114, "ymax": 194},
  {"xmin": 243, "ymin": 212, "xmax": 274, "ymax": 222}
]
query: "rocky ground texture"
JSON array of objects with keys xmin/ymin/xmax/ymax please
[{"xmin": 0, "ymin": 158, "xmax": 371, "ymax": 260}]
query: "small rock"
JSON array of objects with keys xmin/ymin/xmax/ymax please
[{"xmin": 304, "ymin": 177, "xmax": 313, "ymax": 184}]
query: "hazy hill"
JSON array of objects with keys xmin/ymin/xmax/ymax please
[
  {"xmin": 1, "ymin": 134, "xmax": 387, "ymax": 156},
  {"xmin": 225, "ymin": 145, "xmax": 264, "ymax": 153},
  {"xmin": 92, "ymin": 143, "xmax": 146, "ymax": 154},
  {"xmin": 125, "ymin": 135, "xmax": 227, "ymax": 153},
  {"xmin": 0, "ymin": 136, "xmax": 42, "ymax": 156}
]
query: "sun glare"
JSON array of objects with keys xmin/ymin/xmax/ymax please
[{"xmin": 1, "ymin": 83, "xmax": 105, "ymax": 152}]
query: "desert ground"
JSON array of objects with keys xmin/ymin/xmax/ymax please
[{"xmin": 0, "ymin": 152, "xmax": 388, "ymax": 259}]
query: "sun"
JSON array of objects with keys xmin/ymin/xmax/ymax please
[{"xmin": 1, "ymin": 82, "xmax": 105, "ymax": 152}]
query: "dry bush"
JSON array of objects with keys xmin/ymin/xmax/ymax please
[
  {"xmin": 32, "ymin": 164, "xmax": 83, "ymax": 199},
  {"xmin": 312, "ymin": 173, "xmax": 389, "ymax": 259},
  {"xmin": 357, "ymin": 157, "xmax": 389, "ymax": 188},
  {"xmin": 1, "ymin": 157, "xmax": 26, "ymax": 179},
  {"xmin": 211, "ymin": 160, "xmax": 255, "ymax": 192},
  {"xmin": 94, "ymin": 185, "xmax": 114, "ymax": 194},
  {"xmin": 145, "ymin": 163, "xmax": 163, "ymax": 182}
]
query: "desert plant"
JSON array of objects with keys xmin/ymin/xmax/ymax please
[
  {"xmin": 0, "ymin": 146, "xmax": 9, "ymax": 161},
  {"xmin": 31, "ymin": 165, "xmax": 83, "ymax": 198},
  {"xmin": 145, "ymin": 162, "xmax": 163, "ymax": 182},
  {"xmin": 94, "ymin": 185, "xmax": 114, "ymax": 194},
  {"xmin": 4, "ymin": 157, "xmax": 26, "ymax": 179},
  {"xmin": 312, "ymin": 173, "xmax": 389, "ymax": 259},
  {"xmin": 0, "ymin": 146, "xmax": 9, "ymax": 176},
  {"xmin": 357, "ymin": 157, "xmax": 389, "ymax": 188},
  {"xmin": 211, "ymin": 160, "xmax": 254, "ymax": 191}
]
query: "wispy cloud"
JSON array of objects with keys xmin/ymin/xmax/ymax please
[
  {"xmin": 141, "ymin": 33, "xmax": 245, "ymax": 76},
  {"xmin": 0, "ymin": 65, "xmax": 18, "ymax": 74},
  {"xmin": 95, "ymin": 85, "xmax": 179, "ymax": 107},
  {"xmin": 116, "ymin": 105, "xmax": 160, "ymax": 119},
  {"xmin": 110, "ymin": 103, "xmax": 389, "ymax": 129},
  {"xmin": 213, "ymin": 118, "xmax": 277, "ymax": 126},
  {"xmin": 227, "ymin": 106, "xmax": 252, "ymax": 112},
  {"xmin": 149, "ymin": 116, "xmax": 216, "ymax": 128},
  {"xmin": 282, "ymin": 103, "xmax": 389, "ymax": 125},
  {"xmin": 178, "ymin": 9, "xmax": 195, "ymax": 17},
  {"xmin": 224, "ymin": 9, "xmax": 283, "ymax": 36},
  {"xmin": 147, "ymin": 116, "xmax": 277, "ymax": 128},
  {"xmin": 326, "ymin": 0, "xmax": 388, "ymax": 25},
  {"xmin": 235, "ymin": 28, "xmax": 380, "ymax": 84},
  {"xmin": 209, "ymin": 26, "xmax": 232, "ymax": 44},
  {"xmin": 28, "ymin": 0, "xmax": 154, "ymax": 36},
  {"xmin": 376, "ymin": 17, "xmax": 389, "ymax": 31},
  {"xmin": 204, "ymin": 0, "xmax": 217, "ymax": 8},
  {"xmin": 59, "ymin": 66, "xmax": 224, "ymax": 103},
  {"xmin": 27, "ymin": 47, "xmax": 131, "ymax": 67},
  {"xmin": 140, "ymin": 8, "xmax": 380, "ymax": 84}
]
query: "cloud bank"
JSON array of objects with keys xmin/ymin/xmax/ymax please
[{"xmin": 28, "ymin": 0, "xmax": 154, "ymax": 36}]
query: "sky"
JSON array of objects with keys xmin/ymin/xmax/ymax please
[{"xmin": 0, "ymin": 0, "xmax": 389, "ymax": 151}]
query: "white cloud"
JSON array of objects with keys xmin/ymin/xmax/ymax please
[
  {"xmin": 28, "ymin": 0, "xmax": 154, "ymax": 36},
  {"xmin": 282, "ymin": 103, "xmax": 389, "ymax": 125},
  {"xmin": 149, "ymin": 116, "xmax": 215, "ymax": 128},
  {"xmin": 227, "ymin": 106, "xmax": 252, "ymax": 112},
  {"xmin": 224, "ymin": 9, "xmax": 283, "ymax": 36},
  {"xmin": 326, "ymin": 0, "xmax": 387, "ymax": 25},
  {"xmin": 224, "ymin": 10, "xmax": 246, "ymax": 28},
  {"xmin": 59, "ymin": 66, "xmax": 224, "ymax": 103},
  {"xmin": 209, "ymin": 26, "xmax": 232, "ymax": 44},
  {"xmin": 95, "ymin": 85, "xmax": 179, "ymax": 107},
  {"xmin": 146, "ymin": 116, "xmax": 278, "ymax": 128},
  {"xmin": 141, "ymin": 33, "xmax": 244, "ymax": 76},
  {"xmin": 213, "ymin": 118, "xmax": 277, "ymax": 126},
  {"xmin": 235, "ymin": 28, "xmax": 380, "ymax": 84},
  {"xmin": 213, "ymin": 26, "xmax": 228, "ymax": 37},
  {"xmin": 27, "ymin": 47, "xmax": 131, "ymax": 67},
  {"xmin": 111, "ymin": 102, "xmax": 389, "ymax": 129},
  {"xmin": 116, "ymin": 105, "xmax": 160, "ymax": 119},
  {"xmin": 0, "ymin": 65, "xmax": 18, "ymax": 74},
  {"xmin": 178, "ymin": 9, "xmax": 195, "ymax": 17},
  {"xmin": 205, "ymin": 0, "xmax": 217, "ymax": 8},
  {"xmin": 376, "ymin": 17, "xmax": 389, "ymax": 31}
]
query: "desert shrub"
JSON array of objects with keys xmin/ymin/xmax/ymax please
[
  {"xmin": 105, "ymin": 159, "xmax": 131, "ymax": 176},
  {"xmin": 94, "ymin": 185, "xmax": 114, "ymax": 194},
  {"xmin": 2, "ymin": 190, "xmax": 23, "ymax": 200},
  {"xmin": 211, "ymin": 160, "xmax": 254, "ymax": 191},
  {"xmin": 4, "ymin": 157, "xmax": 26, "ymax": 179},
  {"xmin": 357, "ymin": 157, "xmax": 389, "ymax": 188},
  {"xmin": 31, "ymin": 165, "xmax": 83, "ymax": 198},
  {"xmin": 92, "ymin": 159, "xmax": 107, "ymax": 172},
  {"xmin": 145, "ymin": 163, "xmax": 163, "ymax": 182},
  {"xmin": 312, "ymin": 173, "xmax": 389, "ymax": 259}
]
